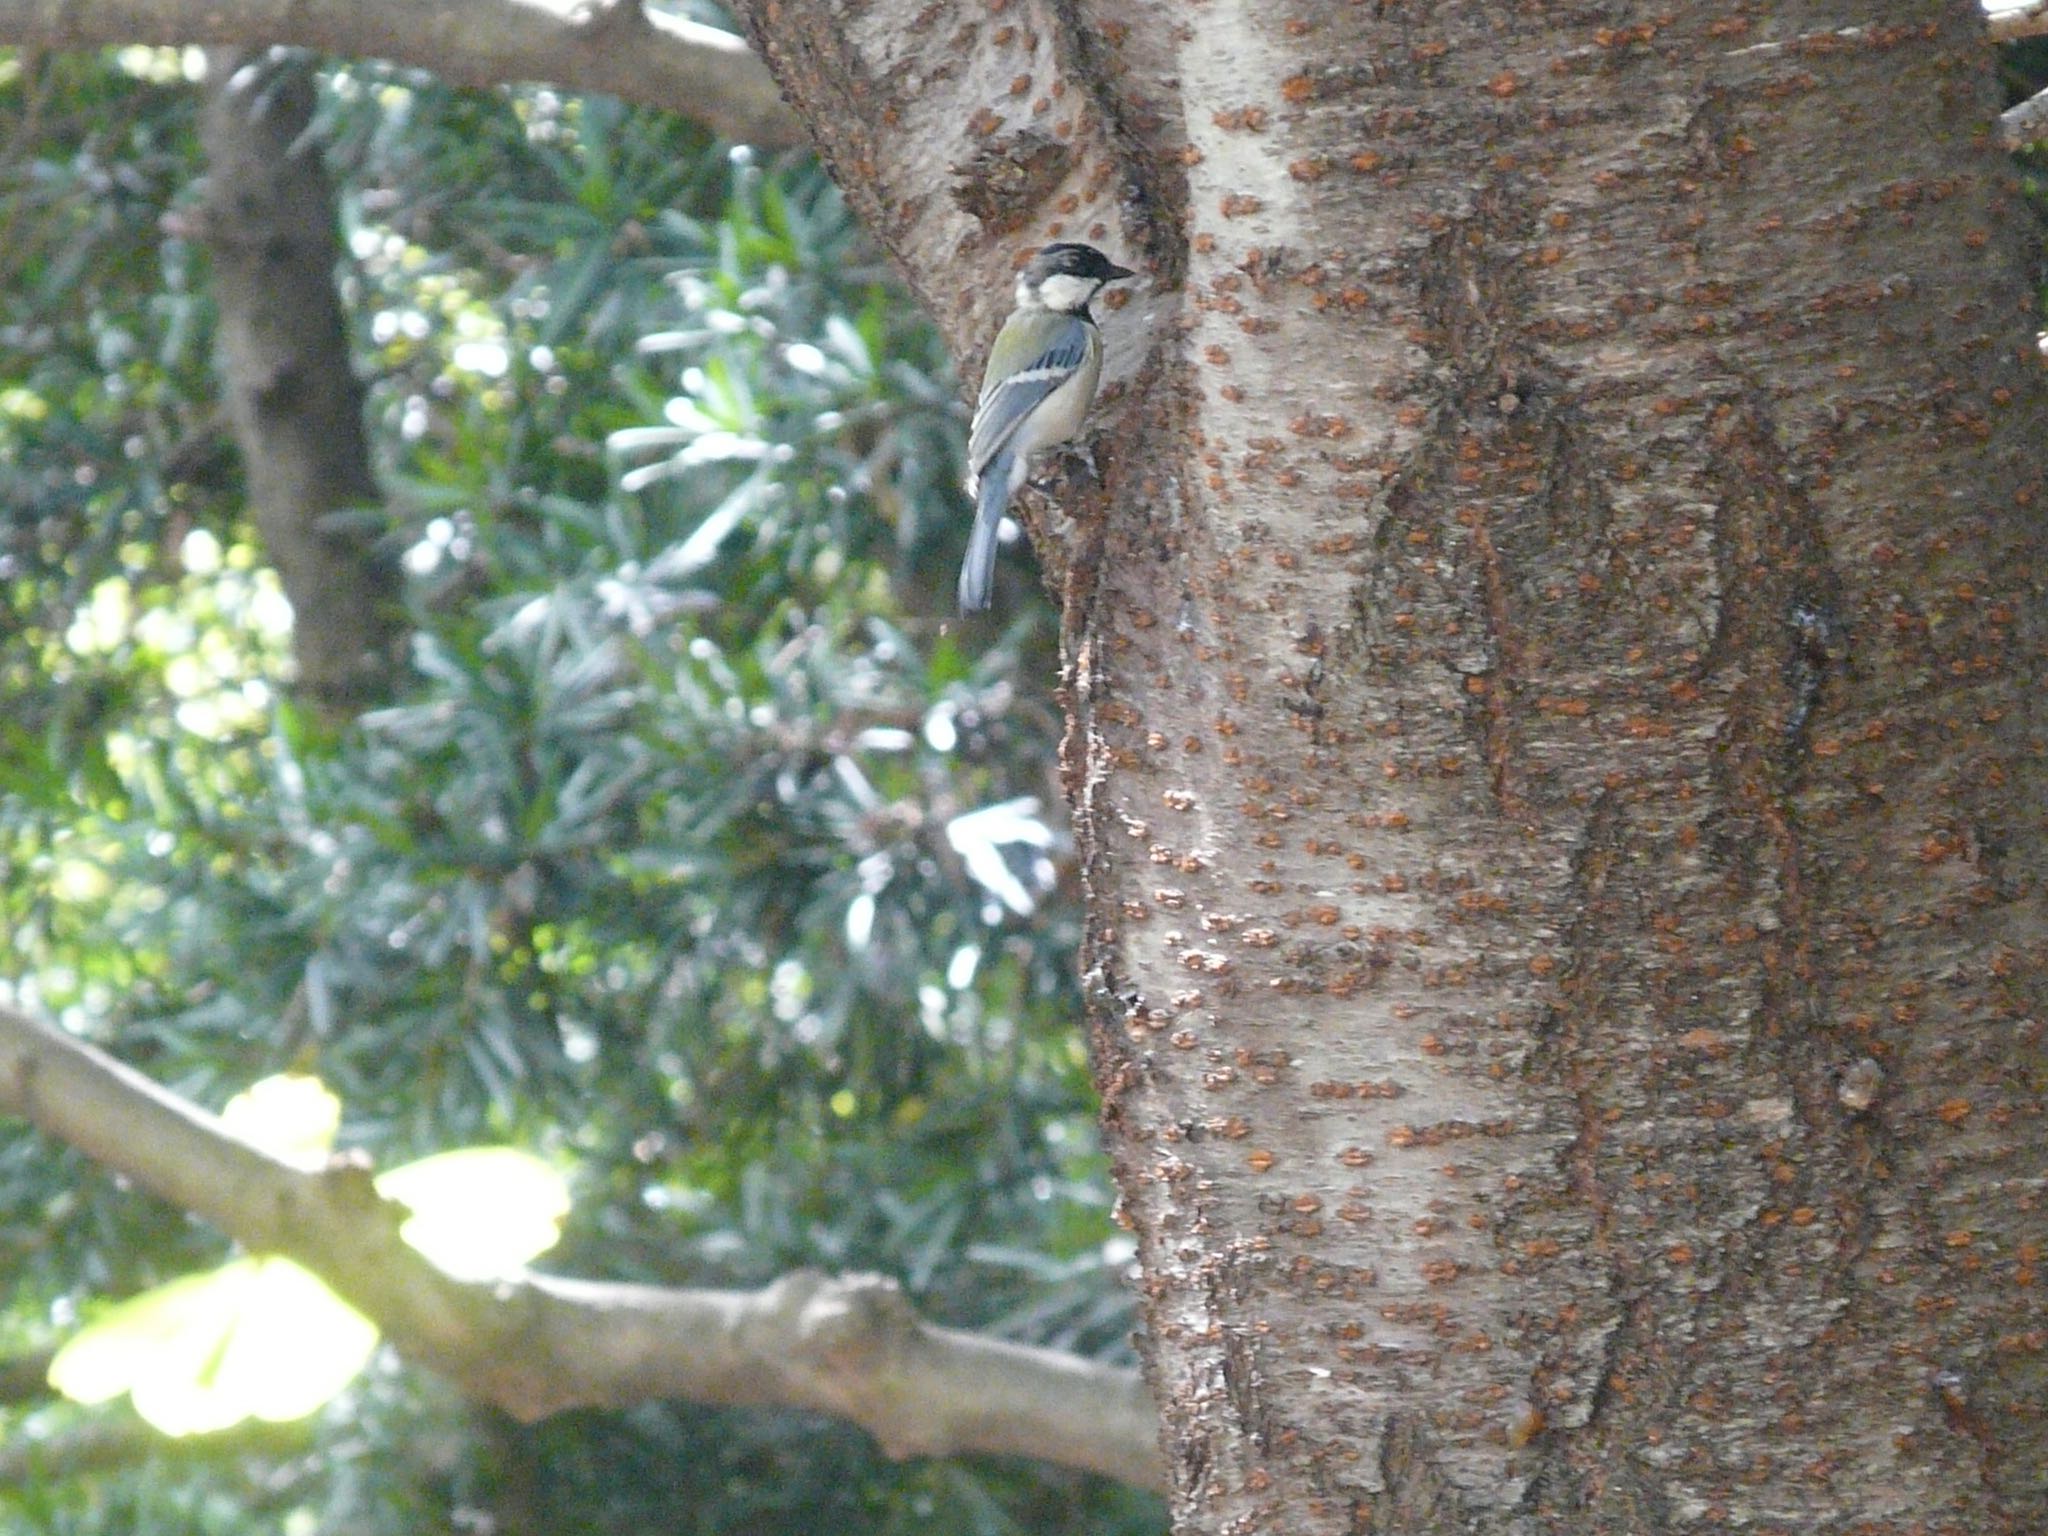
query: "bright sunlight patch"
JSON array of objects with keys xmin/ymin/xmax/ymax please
[{"xmin": 48, "ymin": 1073, "xmax": 570, "ymax": 1435}]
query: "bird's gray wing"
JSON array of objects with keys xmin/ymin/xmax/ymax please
[{"xmin": 967, "ymin": 316, "xmax": 1091, "ymax": 481}]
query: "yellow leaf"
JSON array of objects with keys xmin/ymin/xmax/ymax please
[
  {"xmin": 48, "ymin": 1256, "xmax": 378, "ymax": 1436},
  {"xmin": 220, "ymin": 1074, "xmax": 341, "ymax": 1169},
  {"xmin": 376, "ymin": 1147, "xmax": 569, "ymax": 1280}
]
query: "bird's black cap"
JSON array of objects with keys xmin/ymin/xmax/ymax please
[{"xmin": 1028, "ymin": 242, "xmax": 1135, "ymax": 283}]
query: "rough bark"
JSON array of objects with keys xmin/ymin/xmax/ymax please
[
  {"xmin": 0, "ymin": 0, "xmax": 797, "ymax": 146},
  {"xmin": 0, "ymin": 1001, "xmax": 1165, "ymax": 1492},
  {"xmin": 730, "ymin": 2, "xmax": 2048, "ymax": 1533},
  {"xmin": 199, "ymin": 52, "xmax": 402, "ymax": 720}
]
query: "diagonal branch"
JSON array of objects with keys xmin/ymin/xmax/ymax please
[
  {"xmin": 0, "ymin": 0, "xmax": 799, "ymax": 145},
  {"xmin": 2003, "ymin": 84, "xmax": 2048, "ymax": 148},
  {"xmin": 0, "ymin": 1001, "xmax": 1166, "ymax": 1493}
]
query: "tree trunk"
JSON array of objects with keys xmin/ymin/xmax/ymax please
[
  {"xmin": 200, "ymin": 51, "xmax": 401, "ymax": 720},
  {"xmin": 735, "ymin": 1, "xmax": 2048, "ymax": 1531}
]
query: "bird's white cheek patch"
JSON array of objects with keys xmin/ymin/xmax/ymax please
[{"xmin": 1037, "ymin": 273, "xmax": 1100, "ymax": 313}]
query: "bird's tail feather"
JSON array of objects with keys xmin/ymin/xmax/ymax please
[{"xmin": 958, "ymin": 451, "xmax": 1013, "ymax": 612}]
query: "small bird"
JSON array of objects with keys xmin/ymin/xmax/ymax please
[{"xmin": 959, "ymin": 242, "xmax": 1135, "ymax": 612}]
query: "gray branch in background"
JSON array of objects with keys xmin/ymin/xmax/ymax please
[
  {"xmin": 2003, "ymin": 84, "xmax": 2048, "ymax": 147},
  {"xmin": 0, "ymin": 0, "xmax": 798, "ymax": 145},
  {"xmin": 199, "ymin": 51, "xmax": 402, "ymax": 720},
  {"xmin": 0, "ymin": 1001, "xmax": 1168, "ymax": 1493}
]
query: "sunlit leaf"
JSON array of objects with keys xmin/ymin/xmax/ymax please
[
  {"xmin": 376, "ymin": 1147, "xmax": 571, "ymax": 1279},
  {"xmin": 48, "ymin": 1256, "xmax": 378, "ymax": 1436},
  {"xmin": 219, "ymin": 1073, "xmax": 342, "ymax": 1170},
  {"xmin": 46, "ymin": 1270, "xmax": 230, "ymax": 1410}
]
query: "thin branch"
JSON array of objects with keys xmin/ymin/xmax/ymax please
[
  {"xmin": 0, "ymin": 1413, "xmax": 310, "ymax": 1485},
  {"xmin": 0, "ymin": 0, "xmax": 799, "ymax": 145},
  {"xmin": 0, "ymin": 1417, "xmax": 160, "ymax": 1485},
  {"xmin": 0, "ymin": 1346, "xmax": 57, "ymax": 1407},
  {"xmin": 0, "ymin": 1002, "xmax": 1166, "ymax": 1493},
  {"xmin": 2003, "ymin": 84, "xmax": 2048, "ymax": 148},
  {"xmin": 1988, "ymin": 3, "xmax": 2048, "ymax": 43}
]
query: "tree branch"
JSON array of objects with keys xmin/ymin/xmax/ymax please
[
  {"xmin": 0, "ymin": 1413, "xmax": 310, "ymax": 1485},
  {"xmin": 0, "ymin": 1417, "xmax": 163, "ymax": 1485},
  {"xmin": 199, "ymin": 50, "xmax": 403, "ymax": 721},
  {"xmin": 0, "ymin": 1001, "xmax": 1166, "ymax": 1493},
  {"xmin": 0, "ymin": 1345, "xmax": 56, "ymax": 1407},
  {"xmin": 0, "ymin": 0, "xmax": 799, "ymax": 145},
  {"xmin": 1988, "ymin": 2, "xmax": 2048, "ymax": 42},
  {"xmin": 2002, "ymin": 84, "xmax": 2048, "ymax": 147}
]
